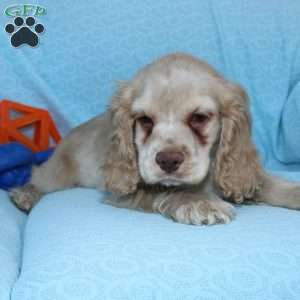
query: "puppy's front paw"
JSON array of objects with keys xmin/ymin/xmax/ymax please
[
  {"xmin": 158, "ymin": 198, "xmax": 235, "ymax": 225},
  {"xmin": 9, "ymin": 184, "xmax": 42, "ymax": 212},
  {"xmin": 175, "ymin": 200, "xmax": 235, "ymax": 225}
]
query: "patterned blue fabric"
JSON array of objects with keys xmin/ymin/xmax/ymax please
[
  {"xmin": 11, "ymin": 188, "xmax": 300, "ymax": 300},
  {"xmin": 0, "ymin": 0, "xmax": 300, "ymax": 299},
  {"xmin": 0, "ymin": 190, "xmax": 25, "ymax": 300},
  {"xmin": 0, "ymin": 0, "xmax": 300, "ymax": 172}
]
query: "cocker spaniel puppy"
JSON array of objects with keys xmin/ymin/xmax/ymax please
[{"xmin": 10, "ymin": 53, "xmax": 300, "ymax": 225}]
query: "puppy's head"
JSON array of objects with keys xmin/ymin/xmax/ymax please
[{"xmin": 104, "ymin": 53, "xmax": 263, "ymax": 201}]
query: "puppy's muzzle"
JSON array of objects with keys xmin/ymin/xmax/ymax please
[{"xmin": 155, "ymin": 151, "xmax": 184, "ymax": 173}]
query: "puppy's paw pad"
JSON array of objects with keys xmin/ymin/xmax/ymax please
[{"xmin": 9, "ymin": 184, "xmax": 42, "ymax": 212}]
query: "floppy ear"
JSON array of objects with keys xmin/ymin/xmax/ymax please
[
  {"xmin": 213, "ymin": 81, "xmax": 263, "ymax": 203},
  {"xmin": 103, "ymin": 82, "xmax": 139, "ymax": 194}
]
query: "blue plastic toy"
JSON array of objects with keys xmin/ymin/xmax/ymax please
[{"xmin": 0, "ymin": 142, "xmax": 54, "ymax": 190}]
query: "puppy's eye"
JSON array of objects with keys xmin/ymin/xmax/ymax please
[
  {"xmin": 137, "ymin": 116, "xmax": 154, "ymax": 132},
  {"xmin": 188, "ymin": 113, "xmax": 210, "ymax": 130}
]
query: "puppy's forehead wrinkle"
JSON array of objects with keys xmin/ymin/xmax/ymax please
[{"xmin": 133, "ymin": 91, "xmax": 218, "ymax": 120}]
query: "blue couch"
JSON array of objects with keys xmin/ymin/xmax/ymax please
[{"xmin": 1, "ymin": 1, "xmax": 300, "ymax": 299}]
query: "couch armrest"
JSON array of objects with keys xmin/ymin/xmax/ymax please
[{"xmin": 0, "ymin": 190, "xmax": 26, "ymax": 300}]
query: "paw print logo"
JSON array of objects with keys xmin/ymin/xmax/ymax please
[{"xmin": 5, "ymin": 16, "xmax": 44, "ymax": 47}]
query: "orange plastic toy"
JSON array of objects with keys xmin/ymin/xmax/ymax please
[{"xmin": 0, "ymin": 99, "xmax": 61, "ymax": 152}]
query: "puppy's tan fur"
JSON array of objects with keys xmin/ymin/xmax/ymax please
[{"xmin": 10, "ymin": 53, "xmax": 300, "ymax": 225}]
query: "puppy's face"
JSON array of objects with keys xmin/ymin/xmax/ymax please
[
  {"xmin": 132, "ymin": 71, "xmax": 220, "ymax": 187},
  {"xmin": 105, "ymin": 53, "xmax": 261, "ymax": 201}
]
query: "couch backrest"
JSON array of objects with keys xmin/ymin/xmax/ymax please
[{"xmin": 1, "ymin": 0, "xmax": 300, "ymax": 171}]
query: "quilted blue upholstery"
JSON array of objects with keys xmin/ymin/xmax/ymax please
[
  {"xmin": 11, "ymin": 189, "xmax": 300, "ymax": 300},
  {"xmin": 0, "ymin": 0, "xmax": 300, "ymax": 299}
]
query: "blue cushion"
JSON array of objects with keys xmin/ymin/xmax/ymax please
[
  {"xmin": 11, "ymin": 188, "xmax": 300, "ymax": 300},
  {"xmin": 0, "ymin": 190, "xmax": 26, "ymax": 300}
]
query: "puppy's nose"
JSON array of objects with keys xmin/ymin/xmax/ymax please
[{"xmin": 155, "ymin": 151, "xmax": 184, "ymax": 173}]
